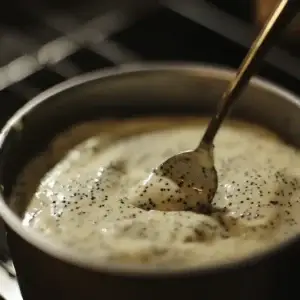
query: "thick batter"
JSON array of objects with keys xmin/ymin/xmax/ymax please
[{"xmin": 11, "ymin": 118, "xmax": 300, "ymax": 268}]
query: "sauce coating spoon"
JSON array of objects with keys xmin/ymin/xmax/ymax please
[{"xmin": 129, "ymin": 0, "xmax": 300, "ymax": 213}]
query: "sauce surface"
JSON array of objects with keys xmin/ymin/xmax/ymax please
[{"xmin": 12, "ymin": 118, "xmax": 300, "ymax": 268}]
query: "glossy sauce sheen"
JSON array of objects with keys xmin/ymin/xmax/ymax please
[{"xmin": 12, "ymin": 118, "xmax": 300, "ymax": 268}]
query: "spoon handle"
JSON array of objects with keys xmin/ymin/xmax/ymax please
[{"xmin": 199, "ymin": 0, "xmax": 300, "ymax": 148}]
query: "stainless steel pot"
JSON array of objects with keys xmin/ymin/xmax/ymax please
[{"xmin": 0, "ymin": 64, "xmax": 300, "ymax": 300}]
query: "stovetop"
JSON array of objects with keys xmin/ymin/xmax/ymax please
[{"xmin": 0, "ymin": 1, "xmax": 299, "ymax": 299}]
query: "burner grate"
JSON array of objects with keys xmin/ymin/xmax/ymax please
[{"xmin": 0, "ymin": 1, "xmax": 154, "ymax": 93}]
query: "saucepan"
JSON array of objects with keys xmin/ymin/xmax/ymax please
[{"xmin": 0, "ymin": 64, "xmax": 299, "ymax": 300}]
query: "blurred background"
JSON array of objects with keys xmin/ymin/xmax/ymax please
[{"xmin": 0, "ymin": 0, "xmax": 299, "ymax": 299}]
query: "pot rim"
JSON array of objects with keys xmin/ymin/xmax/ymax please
[{"xmin": 0, "ymin": 62, "xmax": 300, "ymax": 277}]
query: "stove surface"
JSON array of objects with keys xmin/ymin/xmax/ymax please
[{"xmin": 0, "ymin": 1, "xmax": 299, "ymax": 299}]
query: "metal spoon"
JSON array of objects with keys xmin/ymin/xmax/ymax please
[{"xmin": 129, "ymin": 0, "xmax": 300, "ymax": 213}]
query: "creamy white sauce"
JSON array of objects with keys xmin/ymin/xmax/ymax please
[{"xmin": 11, "ymin": 118, "xmax": 300, "ymax": 268}]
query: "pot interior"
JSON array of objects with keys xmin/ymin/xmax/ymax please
[{"xmin": 0, "ymin": 66, "xmax": 300, "ymax": 215}]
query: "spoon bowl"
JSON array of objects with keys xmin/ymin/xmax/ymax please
[{"xmin": 129, "ymin": 146, "xmax": 218, "ymax": 212}]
